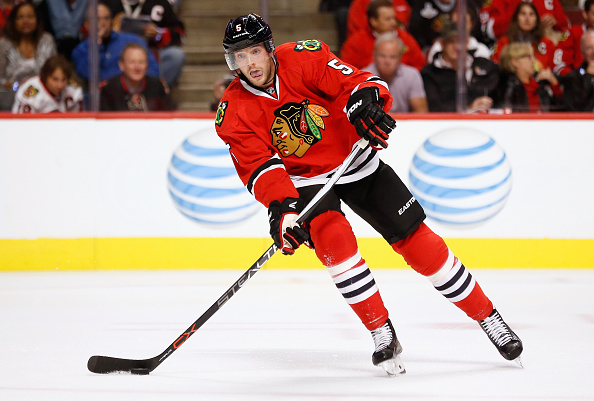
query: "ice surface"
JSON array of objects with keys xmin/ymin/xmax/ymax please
[{"xmin": 1, "ymin": 268, "xmax": 593, "ymax": 401}]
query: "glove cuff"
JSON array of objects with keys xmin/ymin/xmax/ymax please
[{"xmin": 279, "ymin": 197, "xmax": 304, "ymax": 215}]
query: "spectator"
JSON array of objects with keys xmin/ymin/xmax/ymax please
[
  {"xmin": 0, "ymin": 0, "xmax": 56, "ymax": 110},
  {"xmin": 408, "ymin": 0, "xmax": 484, "ymax": 53},
  {"xmin": 346, "ymin": 0, "xmax": 411, "ymax": 37},
  {"xmin": 12, "ymin": 54, "xmax": 83, "ymax": 112},
  {"xmin": 363, "ymin": 32, "xmax": 428, "ymax": 112},
  {"xmin": 100, "ymin": 42, "xmax": 174, "ymax": 111},
  {"xmin": 71, "ymin": 2, "xmax": 159, "ymax": 83},
  {"xmin": 106, "ymin": 0, "xmax": 185, "ymax": 87},
  {"xmin": 533, "ymin": 0, "xmax": 570, "ymax": 44},
  {"xmin": 492, "ymin": 1, "xmax": 556, "ymax": 72},
  {"xmin": 210, "ymin": 73, "xmax": 233, "ymax": 112},
  {"xmin": 481, "ymin": 0, "xmax": 569, "ymax": 45},
  {"xmin": 559, "ymin": 30, "xmax": 594, "ymax": 111},
  {"xmin": 563, "ymin": 0, "xmax": 594, "ymax": 71},
  {"xmin": 479, "ymin": 0, "xmax": 517, "ymax": 44},
  {"xmin": 427, "ymin": 9, "xmax": 491, "ymax": 63},
  {"xmin": 340, "ymin": 0, "xmax": 425, "ymax": 70},
  {"xmin": 420, "ymin": 21, "xmax": 500, "ymax": 112},
  {"xmin": 319, "ymin": 0, "xmax": 353, "ymax": 50},
  {"xmin": 35, "ymin": 0, "xmax": 88, "ymax": 60},
  {"xmin": 496, "ymin": 41, "xmax": 563, "ymax": 112}
]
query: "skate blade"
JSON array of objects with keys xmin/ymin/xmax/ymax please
[
  {"xmin": 514, "ymin": 356, "xmax": 523, "ymax": 368},
  {"xmin": 378, "ymin": 355, "xmax": 406, "ymax": 377}
]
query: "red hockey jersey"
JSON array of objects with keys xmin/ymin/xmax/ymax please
[{"xmin": 215, "ymin": 40, "xmax": 393, "ymax": 208}]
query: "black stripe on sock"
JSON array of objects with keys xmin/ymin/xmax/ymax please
[
  {"xmin": 335, "ymin": 269, "xmax": 370, "ymax": 289},
  {"xmin": 434, "ymin": 263, "xmax": 465, "ymax": 292},
  {"xmin": 342, "ymin": 278, "xmax": 376, "ymax": 299},
  {"xmin": 443, "ymin": 273, "xmax": 473, "ymax": 299}
]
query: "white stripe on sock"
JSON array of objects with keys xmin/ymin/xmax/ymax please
[
  {"xmin": 326, "ymin": 251, "xmax": 362, "ymax": 277},
  {"xmin": 428, "ymin": 249, "xmax": 455, "ymax": 283}
]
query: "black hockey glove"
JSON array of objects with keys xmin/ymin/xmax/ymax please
[
  {"xmin": 346, "ymin": 86, "xmax": 396, "ymax": 150},
  {"xmin": 268, "ymin": 197, "xmax": 310, "ymax": 255}
]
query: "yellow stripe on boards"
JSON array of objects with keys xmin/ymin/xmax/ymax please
[{"xmin": 0, "ymin": 238, "xmax": 593, "ymax": 271}]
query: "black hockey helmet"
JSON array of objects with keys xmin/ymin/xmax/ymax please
[{"xmin": 223, "ymin": 13, "xmax": 275, "ymax": 70}]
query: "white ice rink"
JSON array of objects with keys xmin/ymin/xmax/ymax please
[{"xmin": 1, "ymin": 268, "xmax": 593, "ymax": 401}]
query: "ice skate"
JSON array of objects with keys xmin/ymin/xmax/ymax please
[
  {"xmin": 479, "ymin": 309, "xmax": 523, "ymax": 367},
  {"xmin": 371, "ymin": 319, "xmax": 406, "ymax": 376}
]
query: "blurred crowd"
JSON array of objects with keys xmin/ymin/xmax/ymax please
[
  {"xmin": 1, "ymin": 0, "xmax": 593, "ymax": 114},
  {"xmin": 320, "ymin": 0, "xmax": 594, "ymax": 113},
  {"xmin": 0, "ymin": 0, "xmax": 182, "ymax": 112}
]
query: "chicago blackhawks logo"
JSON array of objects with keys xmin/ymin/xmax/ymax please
[
  {"xmin": 215, "ymin": 101, "xmax": 228, "ymax": 127},
  {"xmin": 24, "ymin": 85, "xmax": 39, "ymax": 98},
  {"xmin": 127, "ymin": 93, "xmax": 148, "ymax": 111},
  {"xmin": 294, "ymin": 39, "xmax": 322, "ymax": 52},
  {"xmin": 270, "ymin": 100, "xmax": 329, "ymax": 158}
]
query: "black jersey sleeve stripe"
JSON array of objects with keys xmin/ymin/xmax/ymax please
[
  {"xmin": 365, "ymin": 76, "xmax": 384, "ymax": 83},
  {"xmin": 246, "ymin": 156, "xmax": 285, "ymax": 194}
]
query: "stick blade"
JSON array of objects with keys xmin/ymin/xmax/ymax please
[{"xmin": 88, "ymin": 355, "xmax": 152, "ymax": 375}]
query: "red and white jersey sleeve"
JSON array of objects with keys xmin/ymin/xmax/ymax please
[
  {"xmin": 214, "ymin": 40, "xmax": 393, "ymax": 208},
  {"xmin": 528, "ymin": 0, "xmax": 570, "ymax": 32},
  {"xmin": 12, "ymin": 76, "xmax": 84, "ymax": 113},
  {"xmin": 553, "ymin": 30, "xmax": 577, "ymax": 76},
  {"xmin": 480, "ymin": 0, "xmax": 515, "ymax": 40},
  {"xmin": 567, "ymin": 24, "xmax": 585, "ymax": 69}
]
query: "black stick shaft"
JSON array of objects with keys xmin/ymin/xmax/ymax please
[{"xmin": 87, "ymin": 139, "xmax": 369, "ymax": 374}]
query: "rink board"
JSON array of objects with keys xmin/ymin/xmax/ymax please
[{"xmin": 1, "ymin": 113, "xmax": 593, "ymax": 270}]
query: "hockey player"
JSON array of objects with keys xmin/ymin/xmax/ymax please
[
  {"xmin": 12, "ymin": 55, "xmax": 83, "ymax": 113},
  {"xmin": 215, "ymin": 13, "xmax": 523, "ymax": 376}
]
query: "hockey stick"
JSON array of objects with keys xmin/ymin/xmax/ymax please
[{"xmin": 87, "ymin": 138, "xmax": 370, "ymax": 375}]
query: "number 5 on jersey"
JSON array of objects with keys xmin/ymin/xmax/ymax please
[{"xmin": 328, "ymin": 59, "xmax": 353, "ymax": 75}]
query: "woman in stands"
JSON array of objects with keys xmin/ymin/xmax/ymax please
[
  {"xmin": 496, "ymin": 42, "xmax": 563, "ymax": 112},
  {"xmin": 0, "ymin": 0, "xmax": 56, "ymax": 110},
  {"xmin": 492, "ymin": 1, "xmax": 556, "ymax": 73}
]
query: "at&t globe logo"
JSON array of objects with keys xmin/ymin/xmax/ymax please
[
  {"xmin": 167, "ymin": 130, "xmax": 259, "ymax": 225},
  {"xmin": 409, "ymin": 128, "xmax": 512, "ymax": 226}
]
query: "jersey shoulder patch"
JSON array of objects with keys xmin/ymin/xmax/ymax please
[
  {"xmin": 293, "ymin": 39, "xmax": 323, "ymax": 52},
  {"xmin": 23, "ymin": 85, "xmax": 39, "ymax": 98},
  {"xmin": 215, "ymin": 100, "xmax": 228, "ymax": 127},
  {"xmin": 68, "ymin": 78, "xmax": 80, "ymax": 88}
]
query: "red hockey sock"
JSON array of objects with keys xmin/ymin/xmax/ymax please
[
  {"xmin": 392, "ymin": 223, "xmax": 493, "ymax": 321},
  {"xmin": 310, "ymin": 211, "xmax": 389, "ymax": 330}
]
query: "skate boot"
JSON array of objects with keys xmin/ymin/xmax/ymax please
[
  {"xmin": 370, "ymin": 319, "xmax": 406, "ymax": 376},
  {"xmin": 479, "ymin": 308, "xmax": 523, "ymax": 367}
]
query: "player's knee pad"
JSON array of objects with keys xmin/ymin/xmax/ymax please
[
  {"xmin": 391, "ymin": 223, "xmax": 449, "ymax": 276},
  {"xmin": 309, "ymin": 210, "xmax": 358, "ymax": 267}
]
